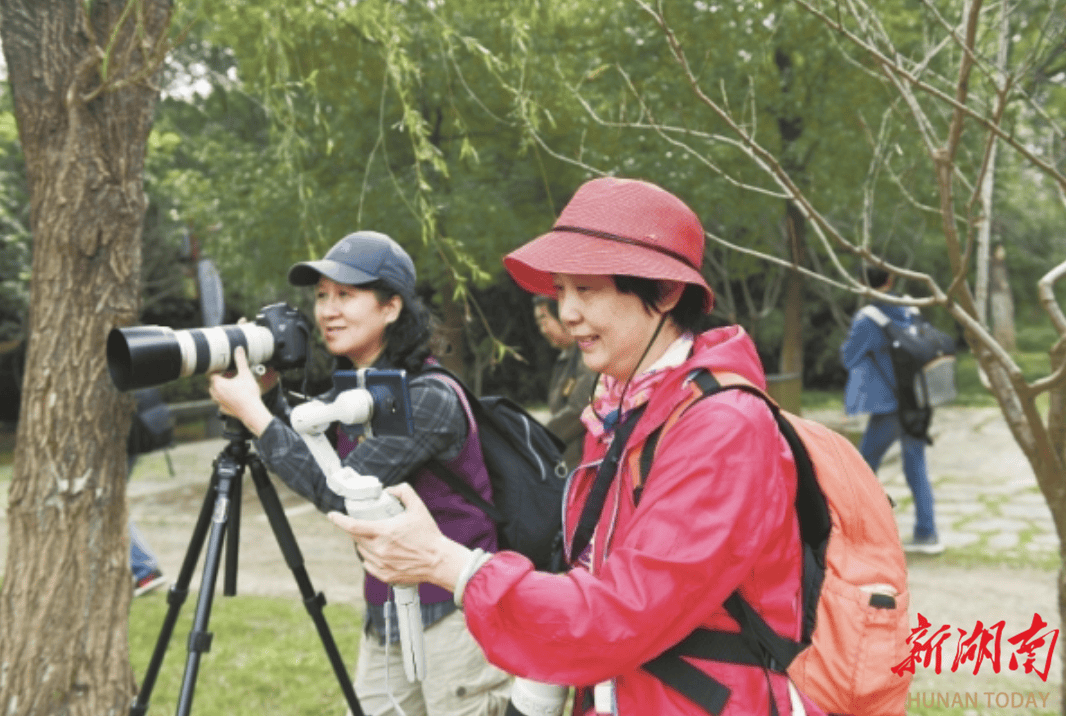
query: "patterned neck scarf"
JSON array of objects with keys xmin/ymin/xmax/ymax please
[{"xmin": 581, "ymin": 333, "xmax": 695, "ymax": 444}]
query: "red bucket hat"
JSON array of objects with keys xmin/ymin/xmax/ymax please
[{"xmin": 503, "ymin": 177, "xmax": 714, "ymax": 313}]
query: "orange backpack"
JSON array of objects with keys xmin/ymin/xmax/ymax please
[{"xmin": 638, "ymin": 370, "xmax": 912, "ymax": 716}]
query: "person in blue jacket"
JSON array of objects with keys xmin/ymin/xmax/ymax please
[{"xmin": 840, "ymin": 266, "xmax": 942, "ymax": 555}]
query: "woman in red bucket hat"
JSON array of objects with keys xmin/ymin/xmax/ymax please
[{"xmin": 330, "ymin": 178, "xmax": 825, "ymax": 716}]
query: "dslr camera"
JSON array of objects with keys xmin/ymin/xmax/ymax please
[{"xmin": 107, "ymin": 302, "xmax": 312, "ymax": 392}]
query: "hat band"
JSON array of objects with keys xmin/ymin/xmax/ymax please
[{"xmin": 552, "ymin": 225, "xmax": 700, "ymax": 272}]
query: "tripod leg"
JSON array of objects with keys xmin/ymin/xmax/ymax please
[
  {"xmin": 130, "ymin": 472, "xmax": 220, "ymax": 716},
  {"xmin": 224, "ymin": 472, "xmax": 242, "ymax": 596},
  {"xmin": 246, "ymin": 454, "xmax": 366, "ymax": 716},
  {"xmin": 175, "ymin": 460, "xmax": 243, "ymax": 716}
]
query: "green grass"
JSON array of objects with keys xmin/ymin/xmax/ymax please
[
  {"xmin": 800, "ymin": 387, "xmax": 844, "ymax": 412},
  {"xmin": 0, "ymin": 429, "xmax": 13, "ymax": 466},
  {"xmin": 129, "ymin": 591, "xmax": 364, "ymax": 715}
]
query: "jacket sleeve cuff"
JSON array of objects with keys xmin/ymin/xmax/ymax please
[{"xmin": 453, "ymin": 548, "xmax": 493, "ymax": 609}]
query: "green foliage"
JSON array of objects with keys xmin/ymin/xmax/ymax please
[
  {"xmin": 0, "ymin": 93, "xmax": 30, "ymax": 343},
  {"xmin": 147, "ymin": 1, "xmax": 585, "ymax": 372},
  {"xmin": 1015, "ymin": 324, "xmax": 1062, "ymax": 354},
  {"xmin": 129, "ymin": 592, "xmax": 363, "ymax": 715},
  {"xmin": 28, "ymin": 0, "xmax": 1058, "ymax": 391}
]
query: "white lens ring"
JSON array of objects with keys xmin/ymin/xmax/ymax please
[
  {"xmin": 240, "ymin": 324, "xmax": 275, "ymax": 366},
  {"xmin": 174, "ymin": 329, "xmax": 199, "ymax": 378},
  {"xmin": 201, "ymin": 327, "xmax": 235, "ymax": 374}
]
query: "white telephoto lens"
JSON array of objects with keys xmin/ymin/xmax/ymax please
[{"xmin": 241, "ymin": 323, "xmax": 275, "ymax": 366}]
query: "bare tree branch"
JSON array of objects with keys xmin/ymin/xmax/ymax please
[
  {"xmin": 794, "ymin": 0, "xmax": 1066, "ymax": 194},
  {"xmin": 1038, "ymin": 260, "xmax": 1066, "ymax": 339}
]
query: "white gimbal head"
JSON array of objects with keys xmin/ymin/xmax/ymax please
[{"xmin": 291, "ymin": 371, "xmax": 426, "ymax": 683}]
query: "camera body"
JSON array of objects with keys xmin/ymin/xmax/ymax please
[
  {"xmin": 254, "ymin": 303, "xmax": 312, "ymax": 371},
  {"xmin": 107, "ymin": 302, "xmax": 313, "ymax": 392}
]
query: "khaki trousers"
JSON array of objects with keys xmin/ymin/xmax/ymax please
[{"xmin": 350, "ymin": 609, "xmax": 512, "ymax": 716}]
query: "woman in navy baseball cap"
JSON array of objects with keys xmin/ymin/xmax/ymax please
[
  {"xmin": 210, "ymin": 231, "xmax": 512, "ymax": 716},
  {"xmin": 287, "ymin": 231, "xmax": 425, "ymax": 373}
]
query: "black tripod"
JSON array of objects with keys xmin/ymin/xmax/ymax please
[{"xmin": 130, "ymin": 417, "xmax": 364, "ymax": 716}]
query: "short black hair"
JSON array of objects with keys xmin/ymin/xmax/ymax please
[
  {"xmin": 864, "ymin": 266, "xmax": 891, "ymax": 290},
  {"xmin": 612, "ymin": 275, "xmax": 706, "ymax": 332},
  {"xmin": 532, "ymin": 295, "xmax": 559, "ymax": 320}
]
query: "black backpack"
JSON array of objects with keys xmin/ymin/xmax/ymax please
[
  {"xmin": 860, "ymin": 305, "xmax": 957, "ymax": 443},
  {"xmin": 127, "ymin": 388, "xmax": 174, "ymax": 456},
  {"xmin": 422, "ymin": 366, "xmax": 569, "ymax": 571}
]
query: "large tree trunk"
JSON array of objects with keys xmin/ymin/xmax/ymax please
[{"xmin": 0, "ymin": 2, "xmax": 171, "ymax": 714}]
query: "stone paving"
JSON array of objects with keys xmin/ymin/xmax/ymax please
[{"xmin": 805, "ymin": 404, "xmax": 1057, "ymax": 563}]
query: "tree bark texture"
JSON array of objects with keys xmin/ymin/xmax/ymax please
[
  {"xmin": 990, "ymin": 244, "xmax": 1016, "ymax": 352},
  {"xmin": 0, "ymin": 1, "xmax": 171, "ymax": 714},
  {"xmin": 969, "ymin": 332, "xmax": 1066, "ymax": 708},
  {"xmin": 435, "ymin": 286, "xmax": 469, "ymax": 381},
  {"xmin": 779, "ymin": 200, "xmax": 807, "ymax": 378}
]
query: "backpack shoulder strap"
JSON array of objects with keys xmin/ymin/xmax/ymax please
[
  {"xmin": 424, "ymin": 458, "xmax": 503, "ymax": 523},
  {"xmin": 686, "ymin": 372, "xmax": 830, "ymax": 553},
  {"xmin": 633, "ymin": 372, "xmax": 745, "ymax": 503},
  {"xmin": 632, "ymin": 375, "xmax": 707, "ymax": 503},
  {"xmin": 417, "ymin": 366, "xmax": 504, "ymax": 523},
  {"xmin": 638, "ymin": 369, "xmax": 831, "ymax": 716},
  {"xmin": 422, "ymin": 364, "xmax": 551, "ymax": 458},
  {"xmin": 857, "ymin": 306, "xmax": 900, "ymax": 389},
  {"xmin": 419, "ymin": 365, "xmax": 480, "ymax": 429},
  {"xmin": 857, "ymin": 303, "xmax": 891, "ymax": 328},
  {"xmin": 570, "ymin": 405, "xmax": 646, "ymax": 562}
]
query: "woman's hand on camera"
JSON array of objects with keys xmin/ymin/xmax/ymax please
[
  {"xmin": 329, "ymin": 483, "xmax": 472, "ymax": 592},
  {"xmin": 208, "ymin": 347, "xmax": 275, "ymax": 436}
]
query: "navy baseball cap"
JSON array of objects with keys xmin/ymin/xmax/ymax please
[{"xmin": 288, "ymin": 231, "xmax": 417, "ymax": 299}]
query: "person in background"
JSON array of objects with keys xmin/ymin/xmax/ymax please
[
  {"xmin": 128, "ymin": 387, "xmax": 170, "ymax": 596},
  {"xmin": 208, "ymin": 231, "xmax": 511, "ymax": 716},
  {"xmin": 330, "ymin": 178, "xmax": 826, "ymax": 716},
  {"xmin": 533, "ymin": 296, "xmax": 598, "ymax": 470},
  {"xmin": 839, "ymin": 266, "xmax": 942, "ymax": 555},
  {"xmin": 130, "ymin": 519, "xmax": 166, "ymax": 596}
]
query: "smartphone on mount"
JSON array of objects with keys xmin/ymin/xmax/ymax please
[{"xmin": 331, "ymin": 368, "xmax": 414, "ymax": 438}]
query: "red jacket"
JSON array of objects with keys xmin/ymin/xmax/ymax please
[{"xmin": 464, "ymin": 327, "xmax": 823, "ymax": 715}]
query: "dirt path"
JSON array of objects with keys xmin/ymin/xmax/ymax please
[{"xmin": 124, "ymin": 440, "xmax": 367, "ymax": 605}]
